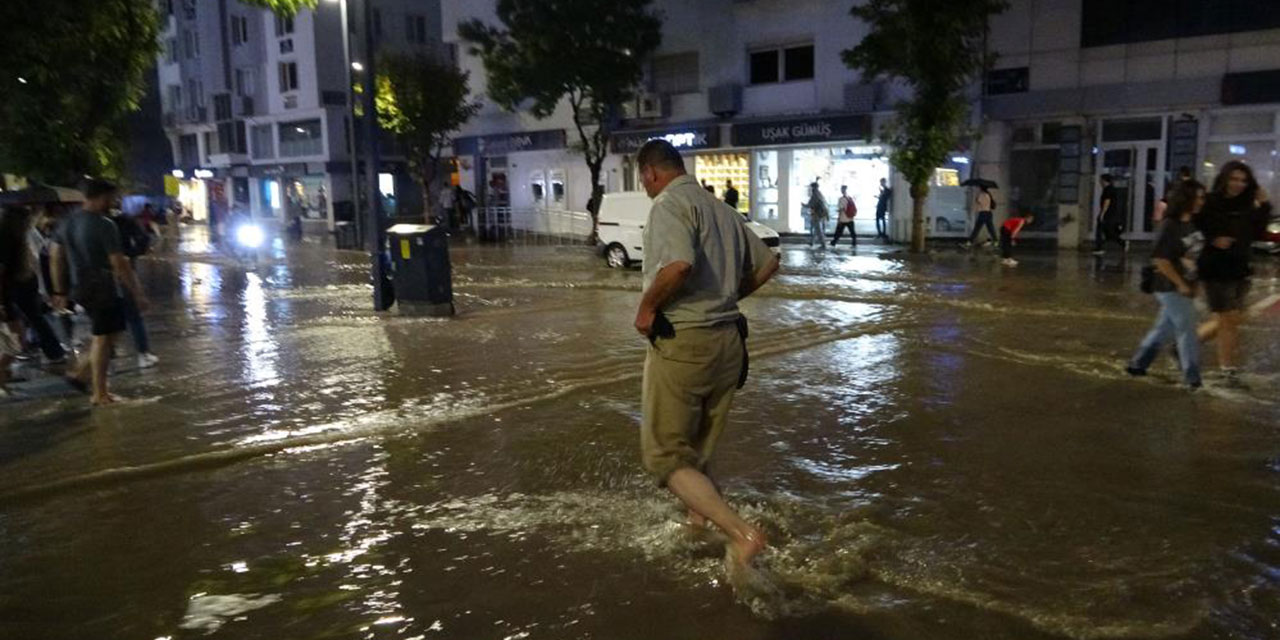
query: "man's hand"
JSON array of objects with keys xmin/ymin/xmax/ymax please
[
  {"xmin": 51, "ymin": 295, "xmax": 69, "ymax": 312},
  {"xmin": 634, "ymin": 305, "xmax": 655, "ymax": 338},
  {"xmin": 1177, "ymin": 283, "xmax": 1194, "ymax": 298},
  {"xmin": 1212, "ymin": 236, "xmax": 1235, "ymax": 250}
]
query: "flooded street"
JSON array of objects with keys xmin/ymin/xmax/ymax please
[{"xmin": 2, "ymin": 228, "xmax": 1279, "ymax": 640}]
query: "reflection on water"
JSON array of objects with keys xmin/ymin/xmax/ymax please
[{"xmin": 1, "ymin": 237, "xmax": 1278, "ymax": 640}]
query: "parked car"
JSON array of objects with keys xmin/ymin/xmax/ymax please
[
  {"xmin": 597, "ymin": 191, "xmax": 781, "ymax": 269},
  {"xmin": 1254, "ymin": 215, "xmax": 1280, "ymax": 254}
]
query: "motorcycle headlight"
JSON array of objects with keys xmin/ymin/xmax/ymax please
[{"xmin": 236, "ymin": 223, "xmax": 265, "ymax": 249}]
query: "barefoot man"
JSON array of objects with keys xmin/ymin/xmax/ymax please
[
  {"xmin": 50, "ymin": 179, "xmax": 149, "ymax": 406},
  {"xmin": 632, "ymin": 139, "xmax": 780, "ymax": 571}
]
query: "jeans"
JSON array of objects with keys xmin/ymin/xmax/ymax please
[
  {"xmin": 1129, "ymin": 291, "xmax": 1201, "ymax": 385},
  {"xmin": 808, "ymin": 218, "xmax": 827, "ymax": 247},
  {"xmin": 999, "ymin": 228, "xmax": 1014, "ymax": 259},
  {"xmin": 968, "ymin": 211, "xmax": 996, "ymax": 243},
  {"xmin": 121, "ymin": 289, "xmax": 150, "ymax": 354},
  {"xmin": 875, "ymin": 214, "xmax": 888, "ymax": 238},
  {"xmin": 3, "ymin": 278, "xmax": 65, "ymax": 360},
  {"xmin": 831, "ymin": 222, "xmax": 857, "ymax": 246}
]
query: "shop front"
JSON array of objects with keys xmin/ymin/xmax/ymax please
[
  {"xmin": 454, "ymin": 129, "xmax": 570, "ymax": 212},
  {"xmin": 610, "ymin": 123, "xmax": 740, "ymax": 208}
]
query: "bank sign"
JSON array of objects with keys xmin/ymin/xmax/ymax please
[
  {"xmin": 453, "ymin": 129, "xmax": 567, "ymax": 156},
  {"xmin": 609, "ymin": 125, "xmax": 721, "ymax": 154},
  {"xmin": 731, "ymin": 114, "xmax": 871, "ymax": 147}
]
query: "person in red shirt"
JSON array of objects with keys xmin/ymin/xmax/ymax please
[{"xmin": 1000, "ymin": 213, "xmax": 1034, "ymax": 266}]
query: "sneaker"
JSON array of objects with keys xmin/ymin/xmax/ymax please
[
  {"xmin": 1125, "ymin": 366, "xmax": 1147, "ymax": 377},
  {"xmin": 961, "ymin": 242, "xmax": 972, "ymax": 250},
  {"xmin": 137, "ymin": 353, "xmax": 159, "ymax": 369},
  {"xmin": 1123, "ymin": 240, "xmax": 1131, "ymax": 253},
  {"xmin": 1001, "ymin": 258, "xmax": 1018, "ymax": 266}
]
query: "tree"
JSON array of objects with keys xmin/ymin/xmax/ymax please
[
  {"xmin": 376, "ymin": 53, "xmax": 481, "ymax": 222},
  {"xmin": 458, "ymin": 0, "xmax": 662, "ymax": 231},
  {"xmin": 842, "ymin": 0, "xmax": 1008, "ymax": 253},
  {"xmin": 0, "ymin": 0, "xmax": 312, "ymax": 186}
]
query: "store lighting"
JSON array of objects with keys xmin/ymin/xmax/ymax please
[
  {"xmin": 193, "ymin": 169, "xmax": 214, "ymax": 179},
  {"xmin": 295, "ymin": 127, "xmax": 305, "ymax": 133},
  {"xmin": 351, "ymin": 61, "xmax": 364, "ymax": 72},
  {"xmin": 1229, "ymin": 144, "xmax": 1246, "ymax": 155},
  {"xmin": 171, "ymin": 169, "xmax": 185, "ymax": 178},
  {"xmin": 17, "ymin": 77, "xmax": 27, "ymax": 84},
  {"xmin": 951, "ymin": 156, "xmax": 970, "ymax": 164}
]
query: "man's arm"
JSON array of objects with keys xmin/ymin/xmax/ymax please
[
  {"xmin": 739, "ymin": 253, "xmax": 779, "ymax": 300},
  {"xmin": 109, "ymin": 252, "xmax": 147, "ymax": 311},
  {"xmin": 634, "ymin": 261, "xmax": 691, "ymax": 336}
]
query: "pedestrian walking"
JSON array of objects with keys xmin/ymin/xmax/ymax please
[
  {"xmin": 1153, "ymin": 166, "xmax": 1193, "ymax": 224},
  {"xmin": 1092, "ymin": 174, "xmax": 1128, "ymax": 255},
  {"xmin": 111, "ymin": 210, "xmax": 159, "ymax": 369},
  {"xmin": 964, "ymin": 185, "xmax": 997, "ymax": 248},
  {"xmin": 999, "ymin": 212, "xmax": 1033, "ymax": 266},
  {"xmin": 1194, "ymin": 161, "xmax": 1272, "ymax": 388},
  {"xmin": 0, "ymin": 315, "xmax": 18, "ymax": 396},
  {"xmin": 806, "ymin": 182, "xmax": 828, "ymax": 249},
  {"xmin": 632, "ymin": 139, "xmax": 779, "ymax": 575},
  {"xmin": 723, "ymin": 180, "xmax": 739, "ymax": 211},
  {"xmin": 875, "ymin": 177, "xmax": 892, "ymax": 241},
  {"xmin": 1, "ymin": 205, "xmax": 67, "ymax": 364},
  {"xmin": 831, "ymin": 185, "xmax": 858, "ymax": 248},
  {"xmin": 49, "ymin": 179, "xmax": 150, "ymax": 406},
  {"xmin": 1126, "ymin": 180, "xmax": 1206, "ymax": 388}
]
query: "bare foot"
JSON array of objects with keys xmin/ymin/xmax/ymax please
[
  {"xmin": 727, "ymin": 528, "xmax": 767, "ymax": 570},
  {"xmin": 686, "ymin": 509, "xmax": 709, "ymax": 529},
  {"xmin": 91, "ymin": 394, "xmax": 116, "ymax": 407}
]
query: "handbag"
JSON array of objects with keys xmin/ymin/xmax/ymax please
[{"xmin": 1139, "ymin": 265, "xmax": 1155, "ymax": 294}]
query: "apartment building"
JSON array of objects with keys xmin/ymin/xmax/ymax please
[
  {"xmin": 445, "ymin": 0, "xmax": 1280, "ymax": 246},
  {"xmin": 157, "ymin": 0, "xmax": 444, "ymax": 229}
]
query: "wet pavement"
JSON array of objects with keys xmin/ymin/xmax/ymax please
[{"xmin": 1, "ymin": 227, "xmax": 1278, "ymax": 640}]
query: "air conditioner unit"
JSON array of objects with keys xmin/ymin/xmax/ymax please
[
  {"xmin": 708, "ymin": 84, "xmax": 742, "ymax": 117},
  {"xmin": 636, "ymin": 92, "xmax": 666, "ymax": 118}
]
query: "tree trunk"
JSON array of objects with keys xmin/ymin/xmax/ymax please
[
  {"xmin": 587, "ymin": 160, "xmax": 604, "ymax": 243},
  {"xmin": 910, "ymin": 180, "xmax": 929, "ymax": 253}
]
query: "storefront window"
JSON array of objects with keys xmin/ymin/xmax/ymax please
[
  {"xmin": 1008, "ymin": 148, "xmax": 1061, "ymax": 233},
  {"xmin": 278, "ymin": 119, "xmax": 323, "ymax": 157},
  {"xmin": 789, "ymin": 146, "xmax": 889, "ymax": 235},
  {"xmin": 694, "ymin": 152, "xmax": 750, "ymax": 216},
  {"xmin": 925, "ymin": 162, "xmax": 968, "ymax": 236},
  {"xmin": 753, "ymin": 151, "xmax": 780, "ymax": 226}
]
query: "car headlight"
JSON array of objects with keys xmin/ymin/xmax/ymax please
[
  {"xmin": 235, "ymin": 223, "xmax": 265, "ymax": 249},
  {"xmin": 1267, "ymin": 221, "xmax": 1280, "ymax": 234}
]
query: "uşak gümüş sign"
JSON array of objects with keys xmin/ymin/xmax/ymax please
[{"xmin": 731, "ymin": 114, "xmax": 870, "ymax": 147}]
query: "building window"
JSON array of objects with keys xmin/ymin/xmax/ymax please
[
  {"xmin": 182, "ymin": 0, "xmax": 196, "ymax": 19},
  {"xmin": 279, "ymin": 39, "xmax": 294, "ymax": 54},
  {"xmin": 406, "ymin": 14, "xmax": 427, "ymax": 44},
  {"xmin": 179, "ymin": 134, "xmax": 199, "ymax": 167},
  {"xmin": 251, "ymin": 123, "xmax": 274, "ymax": 159},
  {"xmin": 231, "ymin": 15, "xmax": 248, "ymax": 46},
  {"xmin": 278, "ymin": 119, "xmax": 324, "ymax": 157},
  {"xmin": 183, "ymin": 29, "xmax": 199, "ymax": 59},
  {"xmin": 749, "ymin": 44, "xmax": 814, "ymax": 85},
  {"xmin": 165, "ymin": 37, "xmax": 178, "ymax": 63},
  {"xmin": 1081, "ymin": 0, "xmax": 1280, "ymax": 48},
  {"xmin": 203, "ymin": 131, "xmax": 216, "ymax": 162},
  {"xmin": 650, "ymin": 52, "xmax": 699, "ymax": 95},
  {"xmin": 278, "ymin": 61, "xmax": 298, "ymax": 93},
  {"xmin": 275, "ymin": 14, "xmax": 294, "ymax": 37},
  {"xmin": 235, "ymin": 68, "xmax": 255, "ymax": 97},
  {"xmin": 166, "ymin": 84, "xmax": 182, "ymax": 114}
]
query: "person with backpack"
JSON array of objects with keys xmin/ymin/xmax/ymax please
[
  {"xmin": 111, "ymin": 209, "xmax": 158, "ymax": 370},
  {"xmin": 1125, "ymin": 180, "xmax": 1206, "ymax": 389},
  {"xmin": 831, "ymin": 185, "xmax": 858, "ymax": 248}
]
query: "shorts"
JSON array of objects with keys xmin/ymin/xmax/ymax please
[
  {"xmin": 641, "ymin": 322, "xmax": 743, "ymax": 486},
  {"xmin": 85, "ymin": 297, "xmax": 127, "ymax": 336},
  {"xmin": 1203, "ymin": 279, "xmax": 1250, "ymax": 313}
]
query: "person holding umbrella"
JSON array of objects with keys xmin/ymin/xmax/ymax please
[{"xmin": 962, "ymin": 178, "xmax": 998, "ymax": 249}]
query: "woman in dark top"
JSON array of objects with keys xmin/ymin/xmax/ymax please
[
  {"xmin": 1195, "ymin": 160, "xmax": 1271, "ymax": 387},
  {"xmin": 1126, "ymin": 181, "xmax": 1206, "ymax": 388},
  {"xmin": 0, "ymin": 206, "xmax": 66, "ymax": 363}
]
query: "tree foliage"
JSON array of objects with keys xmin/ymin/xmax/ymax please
[
  {"xmin": 0, "ymin": 0, "xmax": 160, "ymax": 185},
  {"xmin": 377, "ymin": 53, "xmax": 481, "ymax": 218},
  {"xmin": 458, "ymin": 0, "xmax": 662, "ymax": 219},
  {"xmin": 842, "ymin": 0, "xmax": 1008, "ymax": 251}
]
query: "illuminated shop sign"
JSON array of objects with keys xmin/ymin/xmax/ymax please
[
  {"xmin": 610, "ymin": 125, "xmax": 722, "ymax": 154},
  {"xmin": 731, "ymin": 114, "xmax": 871, "ymax": 147},
  {"xmin": 453, "ymin": 129, "xmax": 568, "ymax": 156}
]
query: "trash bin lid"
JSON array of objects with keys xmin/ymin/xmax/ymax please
[{"xmin": 386, "ymin": 223, "xmax": 434, "ymax": 236}]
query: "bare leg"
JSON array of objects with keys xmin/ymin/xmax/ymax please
[
  {"xmin": 1217, "ymin": 311, "xmax": 1241, "ymax": 369},
  {"xmin": 1197, "ymin": 318, "xmax": 1218, "ymax": 343},
  {"xmin": 90, "ymin": 334, "xmax": 115, "ymax": 405},
  {"xmin": 667, "ymin": 467, "xmax": 766, "ymax": 568}
]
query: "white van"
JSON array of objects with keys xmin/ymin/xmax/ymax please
[{"xmin": 596, "ymin": 191, "xmax": 781, "ymax": 268}]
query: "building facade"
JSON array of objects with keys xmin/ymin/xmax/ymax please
[
  {"xmin": 156, "ymin": 0, "xmax": 444, "ymax": 230},
  {"xmin": 445, "ymin": 0, "xmax": 1280, "ymax": 245}
]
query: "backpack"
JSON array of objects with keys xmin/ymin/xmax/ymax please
[{"xmin": 844, "ymin": 197, "xmax": 857, "ymax": 218}]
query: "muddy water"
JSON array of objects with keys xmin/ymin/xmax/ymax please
[{"xmin": 1, "ymin": 230, "xmax": 1278, "ymax": 639}]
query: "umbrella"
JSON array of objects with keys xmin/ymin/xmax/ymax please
[
  {"xmin": 0, "ymin": 184, "xmax": 86, "ymax": 206},
  {"xmin": 961, "ymin": 178, "xmax": 999, "ymax": 189}
]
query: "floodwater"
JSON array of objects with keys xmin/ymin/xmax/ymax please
[{"xmin": 1, "ymin": 228, "xmax": 1278, "ymax": 640}]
